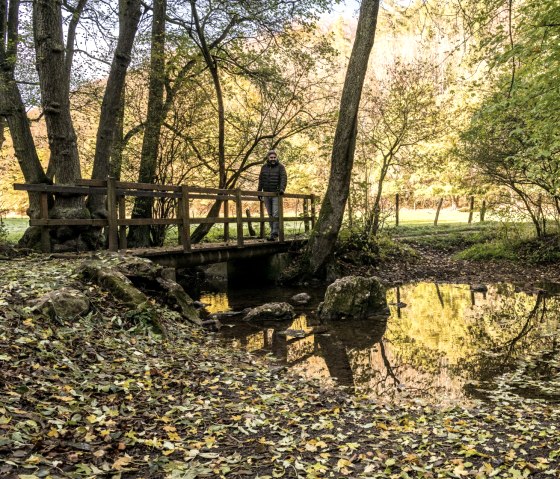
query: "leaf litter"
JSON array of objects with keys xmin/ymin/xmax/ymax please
[{"xmin": 1, "ymin": 255, "xmax": 559, "ymax": 478}]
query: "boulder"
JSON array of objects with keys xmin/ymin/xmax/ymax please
[
  {"xmin": 318, "ymin": 275, "xmax": 387, "ymax": 320},
  {"xmin": 291, "ymin": 292, "xmax": 311, "ymax": 304},
  {"xmin": 31, "ymin": 288, "xmax": 90, "ymax": 321},
  {"xmin": 244, "ymin": 302, "xmax": 295, "ymax": 322}
]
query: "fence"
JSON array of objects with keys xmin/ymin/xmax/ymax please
[{"xmin": 14, "ymin": 179, "xmax": 316, "ymax": 253}]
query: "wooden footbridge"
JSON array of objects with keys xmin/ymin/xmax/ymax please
[{"xmin": 15, "ymin": 179, "xmax": 317, "ymax": 267}]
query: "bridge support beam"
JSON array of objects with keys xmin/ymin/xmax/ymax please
[{"xmin": 227, "ymin": 253, "xmax": 290, "ymax": 285}]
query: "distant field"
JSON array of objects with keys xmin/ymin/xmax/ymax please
[{"xmin": 1, "ymin": 209, "xmax": 495, "ymax": 245}]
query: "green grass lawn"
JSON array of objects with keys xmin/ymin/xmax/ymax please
[{"xmin": 1, "ymin": 217, "xmax": 28, "ymax": 243}]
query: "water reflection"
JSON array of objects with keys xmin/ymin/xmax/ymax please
[{"xmin": 199, "ymin": 282, "xmax": 560, "ymax": 404}]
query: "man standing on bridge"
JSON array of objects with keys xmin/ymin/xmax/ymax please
[{"xmin": 258, "ymin": 150, "xmax": 288, "ymax": 241}]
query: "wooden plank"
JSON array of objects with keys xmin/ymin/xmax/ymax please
[
  {"xmin": 118, "ymin": 196, "xmax": 127, "ymax": 250},
  {"xmin": 179, "ymin": 186, "xmax": 192, "ymax": 252},
  {"xmin": 107, "ymin": 177, "xmax": 119, "ymax": 251},
  {"xmin": 278, "ymin": 193, "xmax": 285, "ymax": 242},
  {"xmin": 14, "ymin": 183, "xmax": 104, "ymax": 195},
  {"xmin": 119, "ymin": 218, "xmax": 183, "ymax": 226},
  {"xmin": 235, "ymin": 189, "xmax": 244, "ymax": 247},
  {"xmin": 115, "ymin": 189, "xmax": 181, "ymax": 199},
  {"xmin": 75, "ymin": 179, "xmax": 106, "ymax": 187},
  {"xmin": 39, "ymin": 192, "xmax": 51, "ymax": 253},
  {"xmin": 30, "ymin": 219, "xmax": 108, "ymax": 226}
]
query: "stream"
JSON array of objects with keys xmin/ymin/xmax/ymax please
[{"xmin": 184, "ymin": 278, "xmax": 560, "ymax": 405}]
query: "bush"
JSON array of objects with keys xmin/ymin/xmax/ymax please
[{"xmin": 517, "ymin": 235, "xmax": 560, "ymax": 264}]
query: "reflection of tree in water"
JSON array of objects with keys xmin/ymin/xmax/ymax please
[{"xmin": 209, "ymin": 282, "xmax": 560, "ymax": 402}]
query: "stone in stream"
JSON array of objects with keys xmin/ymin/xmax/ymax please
[
  {"xmin": 243, "ymin": 302, "xmax": 296, "ymax": 322},
  {"xmin": 318, "ymin": 275, "xmax": 387, "ymax": 320},
  {"xmin": 291, "ymin": 292, "xmax": 311, "ymax": 304}
]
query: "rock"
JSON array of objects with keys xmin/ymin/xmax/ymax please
[
  {"xmin": 156, "ymin": 277, "xmax": 202, "ymax": 326},
  {"xmin": 278, "ymin": 329, "xmax": 307, "ymax": 338},
  {"xmin": 31, "ymin": 288, "xmax": 90, "ymax": 321},
  {"xmin": 244, "ymin": 302, "xmax": 296, "ymax": 322},
  {"xmin": 291, "ymin": 292, "xmax": 311, "ymax": 304},
  {"xmin": 318, "ymin": 275, "xmax": 387, "ymax": 321}
]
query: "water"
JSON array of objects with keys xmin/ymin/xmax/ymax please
[{"xmin": 192, "ymin": 281, "xmax": 560, "ymax": 404}]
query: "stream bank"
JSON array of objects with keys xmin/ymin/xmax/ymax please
[{"xmin": 1, "ymin": 251, "xmax": 559, "ymax": 477}]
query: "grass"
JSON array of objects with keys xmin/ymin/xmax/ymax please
[{"xmin": 1, "ymin": 217, "xmax": 28, "ymax": 243}]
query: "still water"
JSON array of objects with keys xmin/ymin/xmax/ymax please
[{"xmin": 195, "ymin": 282, "xmax": 560, "ymax": 404}]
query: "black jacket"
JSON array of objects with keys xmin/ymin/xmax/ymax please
[{"xmin": 258, "ymin": 161, "xmax": 287, "ymax": 193}]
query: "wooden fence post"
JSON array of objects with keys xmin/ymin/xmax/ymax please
[
  {"xmin": 480, "ymin": 200, "xmax": 487, "ymax": 222},
  {"xmin": 118, "ymin": 196, "xmax": 127, "ymax": 250},
  {"xmin": 107, "ymin": 177, "xmax": 118, "ymax": 251},
  {"xmin": 179, "ymin": 186, "xmax": 191, "ymax": 252},
  {"xmin": 468, "ymin": 196, "xmax": 474, "ymax": 224},
  {"xmin": 39, "ymin": 192, "xmax": 51, "ymax": 253},
  {"xmin": 303, "ymin": 198, "xmax": 310, "ymax": 233},
  {"xmin": 259, "ymin": 199, "xmax": 265, "ymax": 239},
  {"xmin": 223, "ymin": 199, "xmax": 230, "ymax": 242},
  {"xmin": 278, "ymin": 193, "xmax": 285, "ymax": 242},
  {"xmin": 310, "ymin": 194, "xmax": 317, "ymax": 229},
  {"xmin": 235, "ymin": 189, "xmax": 244, "ymax": 247},
  {"xmin": 434, "ymin": 197, "xmax": 444, "ymax": 226},
  {"xmin": 395, "ymin": 193, "xmax": 400, "ymax": 227}
]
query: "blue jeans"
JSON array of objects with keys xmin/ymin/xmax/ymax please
[{"xmin": 263, "ymin": 196, "xmax": 279, "ymax": 236}]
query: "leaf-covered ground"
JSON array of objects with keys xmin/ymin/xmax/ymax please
[{"xmin": 1, "ymin": 255, "xmax": 560, "ymax": 478}]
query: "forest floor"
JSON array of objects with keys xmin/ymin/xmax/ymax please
[{"xmin": 1, "ymin": 248, "xmax": 560, "ymax": 478}]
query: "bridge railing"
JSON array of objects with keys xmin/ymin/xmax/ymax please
[{"xmin": 14, "ymin": 179, "xmax": 316, "ymax": 253}]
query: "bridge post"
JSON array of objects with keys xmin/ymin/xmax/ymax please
[
  {"xmin": 223, "ymin": 199, "xmax": 230, "ymax": 242},
  {"xmin": 259, "ymin": 199, "xmax": 265, "ymax": 239},
  {"xmin": 278, "ymin": 193, "xmax": 285, "ymax": 242},
  {"xmin": 303, "ymin": 198, "xmax": 309, "ymax": 233},
  {"xmin": 39, "ymin": 192, "xmax": 51, "ymax": 253},
  {"xmin": 235, "ymin": 189, "xmax": 244, "ymax": 247},
  {"xmin": 179, "ymin": 186, "xmax": 192, "ymax": 252},
  {"xmin": 118, "ymin": 195, "xmax": 127, "ymax": 250},
  {"xmin": 107, "ymin": 177, "xmax": 118, "ymax": 251},
  {"xmin": 311, "ymin": 194, "xmax": 317, "ymax": 229}
]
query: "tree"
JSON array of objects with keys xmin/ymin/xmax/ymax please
[
  {"xmin": 298, "ymin": 0, "xmax": 381, "ymax": 278},
  {"xmin": 0, "ymin": 0, "xmax": 49, "ymax": 221},
  {"xmin": 360, "ymin": 60, "xmax": 442, "ymax": 235},
  {"xmin": 88, "ymin": 0, "xmax": 143, "ymax": 217}
]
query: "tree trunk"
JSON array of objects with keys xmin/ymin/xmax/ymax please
[
  {"xmin": 109, "ymin": 89, "xmax": 126, "ymax": 180},
  {"xmin": 1, "ymin": 0, "xmax": 49, "ymax": 236},
  {"xmin": 128, "ymin": 0, "xmax": 167, "ymax": 248},
  {"xmin": 33, "ymin": 0, "xmax": 81, "ymax": 188},
  {"xmin": 302, "ymin": 0, "xmax": 380, "ymax": 278},
  {"xmin": 88, "ymin": 0, "xmax": 142, "ymax": 217}
]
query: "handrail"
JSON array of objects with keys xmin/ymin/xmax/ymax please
[{"xmin": 14, "ymin": 179, "xmax": 317, "ymax": 253}]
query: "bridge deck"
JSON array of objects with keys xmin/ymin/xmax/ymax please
[{"xmin": 129, "ymin": 237, "xmax": 307, "ymax": 268}]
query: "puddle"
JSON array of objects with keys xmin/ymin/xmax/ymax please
[{"xmin": 192, "ymin": 281, "xmax": 560, "ymax": 404}]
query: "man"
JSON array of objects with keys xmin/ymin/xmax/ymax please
[{"xmin": 258, "ymin": 150, "xmax": 287, "ymax": 241}]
